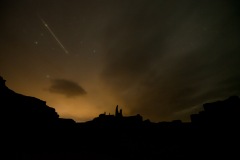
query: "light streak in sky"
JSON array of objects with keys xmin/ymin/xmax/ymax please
[{"xmin": 39, "ymin": 16, "xmax": 69, "ymax": 54}]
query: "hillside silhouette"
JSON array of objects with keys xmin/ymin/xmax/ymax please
[{"xmin": 1, "ymin": 76, "xmax": 239, "ymax": 159}]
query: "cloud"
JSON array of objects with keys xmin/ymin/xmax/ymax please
[
  {"xmin": 49, "ymin": 79, "xmax": 86, "ymax": 97},
  {"xmin": 100, "ymin": 0, "xmax": 240, "ymax": 122}
]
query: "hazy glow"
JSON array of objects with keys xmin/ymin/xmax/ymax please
[{"xmin": 1, "ymin": 0, "xmax": 240, "ymax": 122}]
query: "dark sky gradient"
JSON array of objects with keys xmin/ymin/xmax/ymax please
[{"xmin": 1, "ymin": 0, "xmax": 240, "ymax": 122}]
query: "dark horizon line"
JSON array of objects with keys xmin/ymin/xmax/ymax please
[{"xmin": 1, "ymin": 75, "xmax": 239, "ymax": 126}]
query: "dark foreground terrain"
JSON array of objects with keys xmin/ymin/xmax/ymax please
[{"xmin": 1, "ymin": 76, "xmax": 239, "ymax": 159}]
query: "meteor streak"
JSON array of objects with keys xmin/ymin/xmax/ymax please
[{"xmin": 39, "ymin": 16, "xmax": 69, "ymax": 54}]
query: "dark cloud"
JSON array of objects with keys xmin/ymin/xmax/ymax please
[
  {"xmin": 101, "ymin": 0, "xmax": 240, "ymax": 121},
  {"xmin": 49, "ymin": 79, "xmax": 86, "ymax": 97}
]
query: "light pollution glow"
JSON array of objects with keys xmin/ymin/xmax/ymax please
[{"xmin": 1, "ymin": 0, "xmax": 240, "ymax": 122}]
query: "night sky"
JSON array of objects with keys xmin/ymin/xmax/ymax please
[{"xmin": 1, "ymin": 0, "xmax": 240, "ymax": 122}]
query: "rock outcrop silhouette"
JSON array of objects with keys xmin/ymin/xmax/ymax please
[
  {"xmin": 1, "ymin": 76, "xmax": 239, "ymax": 159},
  {"xmin": 191, "ymin": 96, "xmax": 240, "ymax": 128},
  {"xmin": 0, "ymin": 76, "xmax": 76, "ymax": 130},
  {"xmin": 84, "ymin": 105, "xmax": 143, "ymax": 128}
]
